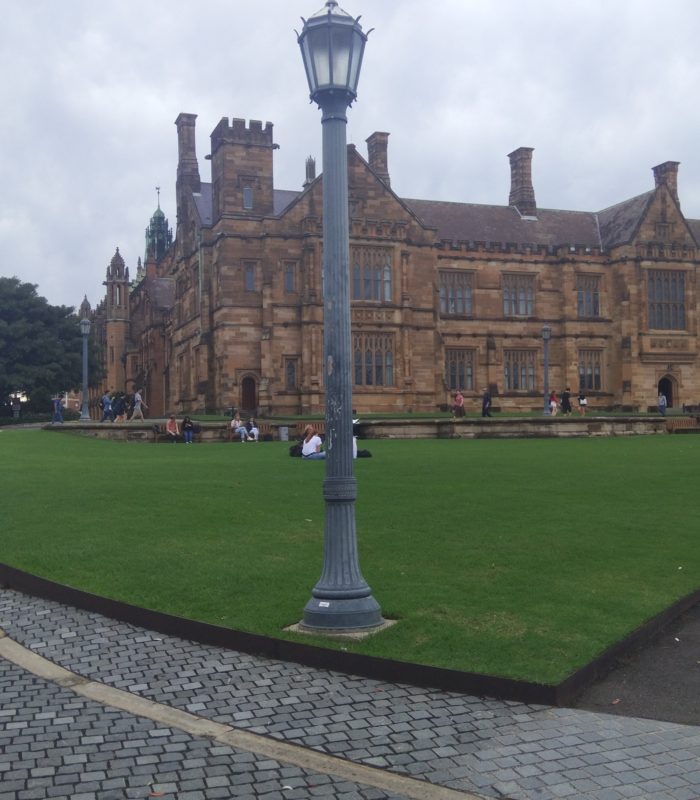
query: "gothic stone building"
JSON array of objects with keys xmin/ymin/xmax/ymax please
[{"xmin": 90, "ymin": 112, "xmax": 700, "ymax": 418}]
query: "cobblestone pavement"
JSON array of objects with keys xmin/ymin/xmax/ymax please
[{"xmin": 2, "ymin": 588, "xmax": 700, "ymax": 800}]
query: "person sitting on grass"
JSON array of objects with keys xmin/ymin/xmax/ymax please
[
  {"xmin": 165, "ymin": 414, "xmax": 180, "ymax": 443},
  {"xmin": 301, "ymin": 424, "xmax": 325, "ymax": 459}
]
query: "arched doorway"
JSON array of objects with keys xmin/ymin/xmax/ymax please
[
  {"xmin": 241, "ymin": 376, "xmax": 257, "ymax": 412},
  {"xmin": 658, "ymin": 376, "xmax": 674, "ymax": 408}
]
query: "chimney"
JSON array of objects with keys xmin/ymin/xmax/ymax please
[
  {"xmin": 303, "ymin": 156, "xmax": 316, "ymax": 188},
  {"xmin": 175, "ymin": 113, "xmax": 201, "ymax": 194},
  {"xmin": 653, "ymin": 161, "xmax": 680, "ymax": 205},
  {"xmin": 508, "ymin": 147, "xmax": 536, "ymax": 217},
  {"xmin": 366, "ymin": 131, "xmax": 390, "ymax": 187}
]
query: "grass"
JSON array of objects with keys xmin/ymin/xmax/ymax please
[{"xmin": 2, "ymin": 429, "xmax": 698, "ymax": 684}]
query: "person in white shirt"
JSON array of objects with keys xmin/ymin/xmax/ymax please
[{"xmin": 301, "ymin": 425, "xmax": 325, "ymax": 459}]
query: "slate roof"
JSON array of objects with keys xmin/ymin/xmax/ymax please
[
  {"xmin": 273, "ymin": 189, "xmax": 301, "ymax": 216},
  {"xmin": 189, "ymin": 178, "xmax": 700, "ymax": 252},
  {"xmin": 193, "ymin": 186, "xmax": 213, "ymax": 226},
  {"xmin": 192, "ymin": 185, "xmax": 301, "ymax": 223},
  {"xmin": 597, "ymin": 191, "xmax": 654, "ymax": 250},
  {"xmin": 685, "ymin": 219, "xmax": 700, "ymax": 246},
  {"xmin": 137, "ymin": 276, "xmax": 175, "ymax": 309},
  {"xmin": 404, "ymin": 199, "xmax": 600, "ymax": 249}
]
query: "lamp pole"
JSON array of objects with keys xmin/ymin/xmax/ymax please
[
  {"xmin": 79, "ymin": 317, "xmax": 91, "ymax": 421},
  {"xmin": 298, "ymin": 1, "xmax": 382, "ymax": 631},
  {"xmin": 542, "ymin": 324, "xmax": 551, "ymax": 416}
]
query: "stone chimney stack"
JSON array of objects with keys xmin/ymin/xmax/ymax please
[
  {"xmin": 303, "ymin": 156, "xmax": 316, "ymax": 188},
  {"xmin": 508, "ymin": 147, "xmax": 536, "ymax": 217},
  {"xmin": 366, "ymin": 131, "xmax": 390, "ymax": 187},
  {"xmin": 653, "ymin": 161, "xmax": 680, "ymax": 205},
  {"xmin": 175, "ymin": 113, "xmax": 201, "ymax": 194}
]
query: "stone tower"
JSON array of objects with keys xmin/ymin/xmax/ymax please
[{"xmin": 103, "ymin": 248, "xmax": 130, "ymax": 393}]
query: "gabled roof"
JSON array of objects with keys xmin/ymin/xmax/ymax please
[
  {"xmin": 404, "ymin": 199, "xmax": 600, "ymax": 248},
  {"xmin": 597, "ymin": 191, "xmax": 654, "ymax": 251},
  {"xmin": 274, "ymin": 189, "xmax": 301, "ymax": 216},
  {"xmin": 188, "ymin": 170, "xmax": 700, "ymax": 253}
]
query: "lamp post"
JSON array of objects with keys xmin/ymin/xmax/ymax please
[
  {"xmin": 542, "ymin": 324, "xmax": 551, "ymax": 416},
  {"xmin": 297, "ymin": 1, "xmax": 382, "ymax": 631},
  {"xmin": 79, "ymin": 316, "xmax": 91, "ymax": 421}
]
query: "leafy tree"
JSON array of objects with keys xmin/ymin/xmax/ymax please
[{"xmin": 0, "ymin": 277, "xmax": 95, "ymax": 413}]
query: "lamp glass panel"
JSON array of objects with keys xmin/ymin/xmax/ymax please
[
  {"xmin": 308, "ymin": 27, "xmax": 331, "ymax": 87},
  {"xmin": 347, "ymin": 29, "xmax": 364, "ymax": 93},
  {"xmin": 330, "ymin": 25, "xmax": 352, "ymax": 87},
  {"xmin": 300, "ymin": 35, "xmax": 316, "ymax": 92}
]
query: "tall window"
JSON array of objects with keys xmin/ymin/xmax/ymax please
[
  {"xmin": 440, "ymin": 271, "xmax": 473, "ymax": 316},
  {"xmin": 445, "ymin": 349, "xmax": 474, "ymax": 391},
  {"xmin": 244, "ymin": 263, "xmax": 255, "ymax": 292},
  {"xmin": 351, "ymin": 247, "xmax": 392, "ymax": 302},
  {"xmin": 284, "ymin": 262, "xmax": 296, "ymax": 293},
  {"xmin": 503, "ymin": 274, "xmax": 534, "ymax": 316},
  {"xmin": 284, "ymin": 358, "xmax": 298, "ymax": 390},
  {"xmin": 504, "ymin": 350, "xmax": 535, "ymax": 391},
  {"xmin": 577, "ymin": 274, "xmax": 600, "ymax": 318},
  {"xmin": 648, "ymin": 270, "xmax": 685, "ymax": 329},
  {"xmin": 243, "ymin": 187, "xmax": 253, "ymax": 210},
  {"xmin": 578, "ymin": 350, "xmax": 602, "ymax": 391},
  {"xmin": 353, "ymin": 333, "xmax": 394, "ymax": 387}
]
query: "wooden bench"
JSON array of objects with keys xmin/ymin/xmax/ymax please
[{"xmin": 666, "ymin": 416, "xmax": 700, "ymax": 434}]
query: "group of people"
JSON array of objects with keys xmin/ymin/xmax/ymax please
[
  {"xmin": 230, "ymin": 412, "xmax": 260, "ymax": 442},
  {"xmin": 548, "ymin": 388, "xmax": 587, "ymax": 416},
  {"xmin": 164, "ymin": 414, "xmax": 197, "ymax": 443},
  {"xmin": 451, "ymin": 389, "xmax": 493, "ymax": 418},
  {"xmin": 99, "ymin": 389, "xmax": 147, "ymax": 422}
]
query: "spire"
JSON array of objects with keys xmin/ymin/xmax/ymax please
[{"xmin": 144, "ymin": 190, "xmax": 173, "ymax": 263}]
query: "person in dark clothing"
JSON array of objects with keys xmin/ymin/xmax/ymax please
[
  {"xmin": 560, "ymin": 387, "xmax": 572, "ymax": 415},
  {"xmin": 481, "ymin": 388, "xmax": 492, "ymax": 418}
]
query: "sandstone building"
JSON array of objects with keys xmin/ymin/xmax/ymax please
[{"xmin": 90, "ymin": 112, "xmax": 700, "ymax": 418}]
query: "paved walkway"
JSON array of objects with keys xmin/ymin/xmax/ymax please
[{"xmin": 1, "ymin": 588, "xmax": 700, "ymax": 800}]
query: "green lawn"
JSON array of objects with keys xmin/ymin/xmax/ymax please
[{"xmin": 2, "ymin": 429, "xmax": 698, "ymax": 684}]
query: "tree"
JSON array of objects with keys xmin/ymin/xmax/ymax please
[{"xmin": 0, "ymin": 277, "xmax": 91, "ymax": 412}]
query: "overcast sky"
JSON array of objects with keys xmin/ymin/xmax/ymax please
[{"xmin": 2, "ymin": 0, "xmax": 700, "ymax": 311}]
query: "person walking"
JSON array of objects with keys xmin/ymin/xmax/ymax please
[
  {"xmin": 51, "ymin": 393, "xmax": 64, "ymax": 424},
  {"xmin": 549, "ymin": 391, "xmax": 559, "ymax": 416},
  {"xmin": 481, "ymin": 388, "xmax": 492, "ymax": 418},
  {"xmin": 129, "ymin": 388, "xmax": 148, "ymax": 421},
  {"xmin": 578, "ymin": 390, "xmax": 588, "ymax": 416},
  {"xmin": 452, "ymin": 390, "xmax": 465, "ymax": 419},
  {"xmin": 560, "ymin": 387, "xmax": 572, "ymax": 415},
  {"xmin": 112, "ymin": 394, "xmax": 127, "ymax": 423},
  {"xmin": 100, "ymin": 391, "xmax": 114, "ymax": 422},
  {"xmin": 658, "ymin": 392, "xmax": 668, "ymax": 416}
]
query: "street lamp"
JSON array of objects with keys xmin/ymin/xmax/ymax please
[
  {"xmin": 297, "ymin": 1, "xmax": 382, "ymax": 631},
  {"xmin": 542, "ymin": 325, "xmax": 551, "ymax": 416},
  {"xmin": 79, "ymin": 316, "xmax": 91, "ymax": 421}
]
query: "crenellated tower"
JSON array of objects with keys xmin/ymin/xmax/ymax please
[{"xmin": 209, "ymin": 117, "xmax": 276, "ymax": 221}]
